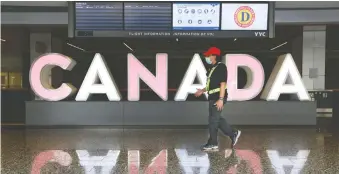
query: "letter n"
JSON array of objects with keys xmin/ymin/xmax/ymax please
[{"xmin": 128, "ymin": 53, "xmax": 168, "ymax": 101}]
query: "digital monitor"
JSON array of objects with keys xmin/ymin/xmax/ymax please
[
  {"xmin": 124, "ymin": 2, "xmax": 172, "ymax": 31},
  {"xmin": 172, "ymin": 3, "xmax": 220, "ymax": 30},
  {"xmin": 70, "ymin": 2, "xmax": 273, "ymax": 38},
  {"xmin": 75, "ymin": 2, "xmax": 123, "ymax": 31},
  {"xmin": 221, "ymin": 3, "xmax": 268, "ymax": 31}
]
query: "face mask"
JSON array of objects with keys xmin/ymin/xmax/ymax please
[{"xmin": 205, "ymin": 57, "xmax": 212, "ymax": 64}]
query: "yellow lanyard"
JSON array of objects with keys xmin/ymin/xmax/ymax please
[{"xmin": 206, "ymin": 63, "xmax": 220, "ymax": 91}]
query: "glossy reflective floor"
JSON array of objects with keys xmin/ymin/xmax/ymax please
[{"xmin": 2, "ymin": 127, "xmax": 339, "ymax": 174}]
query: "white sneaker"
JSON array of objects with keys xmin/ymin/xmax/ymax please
[{"xmin": 202, "ymin": 144, "xmax": 219, "ymax": 151}]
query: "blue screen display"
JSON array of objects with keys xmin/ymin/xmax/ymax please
[
  {"xmin": 124, "ymin": 3, "xmax": 172, "ymax": 31},
  {"xmin": 75, "ymin": 2, "xmax": 123, "ymax": 31},
  {"xmin": 172, "ymin": 3, "xmax": 220, "ymax": 31}
]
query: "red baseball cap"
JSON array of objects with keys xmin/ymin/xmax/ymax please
[{"xmin": 203, "ymin": 47, "xmax": 221, "ymax": 57}]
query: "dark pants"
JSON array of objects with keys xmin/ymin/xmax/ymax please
[{"xmin": 207, "ymin": 100, "xmax": 234, "ymax": 145}]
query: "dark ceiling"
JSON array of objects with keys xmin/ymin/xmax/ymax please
[{"xmin": 62, "ymin": 25, "xmax": 303, "ymax": 55}]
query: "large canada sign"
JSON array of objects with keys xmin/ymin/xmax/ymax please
[{"xmin": 29, "ymin": 53, "xmax": 310, "ymax": 101}]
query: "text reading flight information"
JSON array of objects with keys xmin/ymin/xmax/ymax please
[{"xmin": 75, "ymin": 2, "xmax": 123, "ymax": 31}]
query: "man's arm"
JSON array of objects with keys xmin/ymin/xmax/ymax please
[
  {"xmin": 218, "ymin": 64, "xmax": 227, "ymax": 100},
  {"xmin": 195, "ymin": 87, "xmax": 206, "ymax": 97},
  {"xmin": 219, "ymin": 82, "xmax": 226, "ymax": 99}
]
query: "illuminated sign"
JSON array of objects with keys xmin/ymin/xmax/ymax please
[{"xmin": 29, "ymin": 53, "xmax": 310, "ymax": 101}]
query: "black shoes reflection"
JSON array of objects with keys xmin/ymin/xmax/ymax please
[{"xmin": 231, "ymin": 130, "xmax": 241, "ymax": 148}]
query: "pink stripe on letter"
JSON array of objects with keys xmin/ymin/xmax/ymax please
[
  {"xmin": 145, "ymin": 150, "xmax": 167, "ymax": 174},
  {"xmin": 29, "ymin": 53, "xmax": 76, "ymax": 101},
  {"xmin": 128, "ymin": 53, "xmax": 168, "ymax": 101},
  {"xmin": 225, "ymin": 54, "xmax": 265, "ymax": 101},
  {"xmin": 227, "ymin": 150, "xmax": 262, "ymax": 174}
]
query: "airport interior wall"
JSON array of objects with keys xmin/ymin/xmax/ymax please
[{"xmin": 1, "ymin": 25, "xmax": 338, "ymax": 125}]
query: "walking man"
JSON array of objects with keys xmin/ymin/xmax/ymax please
[{"xmin": 195, "ymin": 47, "xmax": 241, "ymax": 151}]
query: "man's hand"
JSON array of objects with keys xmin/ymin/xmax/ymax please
[
  {"xmin": 215, "ymin": 100, "xmax": 224, "ymax": 111},
  {"xmin": 195, "ymin": 88, "xmax": 204, "ymax": 97}
]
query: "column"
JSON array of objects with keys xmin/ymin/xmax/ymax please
[
  {"xmin": 302, "ymin": 25, "xmax": 326, "ymax": 90},
  {"xmin": 29, "ymin": 32, "xmax": 64, "ymax": 100},
  {"xmin": 51, "ymin": 35, "xmax": 64, "ymax": 88},
  {"xmin": 291, "ymin": 35, "xmax": 303, "ymax": 74},
  {"xmin": 30, "ymin": 33, "xmax": 52, "ymax": 100}
]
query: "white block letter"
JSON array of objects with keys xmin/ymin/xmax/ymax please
[
  {"xmin": 261, "ymin": 54, "xmax": 310, "ymax": 101},
  {"xmin": 76, "ymin": 53, "xmax": 121, "ymax": 101},
  {"xmin": 175, "ymin": 54, "xmax": 207, "ymax": 101}
]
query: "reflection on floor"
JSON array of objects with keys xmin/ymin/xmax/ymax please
[{"xmin": 1, "ymin": 128, "xmax": 339, "ymax": 174}]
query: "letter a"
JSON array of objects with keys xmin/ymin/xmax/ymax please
[
  {"xmin": 76, "ymin": 53, "xmax": 121, "ymax": 101},
  {"xmin": 261, "ymin": 54, "xmax": 310, "ymax": 101},
  {"xmin": 175, "ymin": 54, "xmax": 207, "ymax": 101}
]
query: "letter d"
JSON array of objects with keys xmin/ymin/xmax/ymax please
[{"xmin": 224, "ymin": 54, "xmax": 265, "ymax": 101}]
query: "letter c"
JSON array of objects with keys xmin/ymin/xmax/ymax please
[{"xmin": 29, "ymin": 53, "xmax": 77, "ymax": 101}]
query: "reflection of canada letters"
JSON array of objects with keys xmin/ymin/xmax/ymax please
[
  {"xmin": 31, "ymin": 149, "xmax": 310, "ymax": 174},
  {"xmin": 29, "ymin": 53, "xmax": 310, "ymax": 101}
]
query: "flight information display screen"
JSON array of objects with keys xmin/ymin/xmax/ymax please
[
  {"xmin": 124, "ymin": 3, "xmax": 172, "ymax": 31},
  {"xmin": 72, "ymin": 2, "xmax": 273, "ymax": 38},
  {"xmin": 75, "ymin": 2, "xmax": 123, "ymax": 31},
  {"xmin": 172, "ymin": 3, "xmax": 220, "ymax": 30}
]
